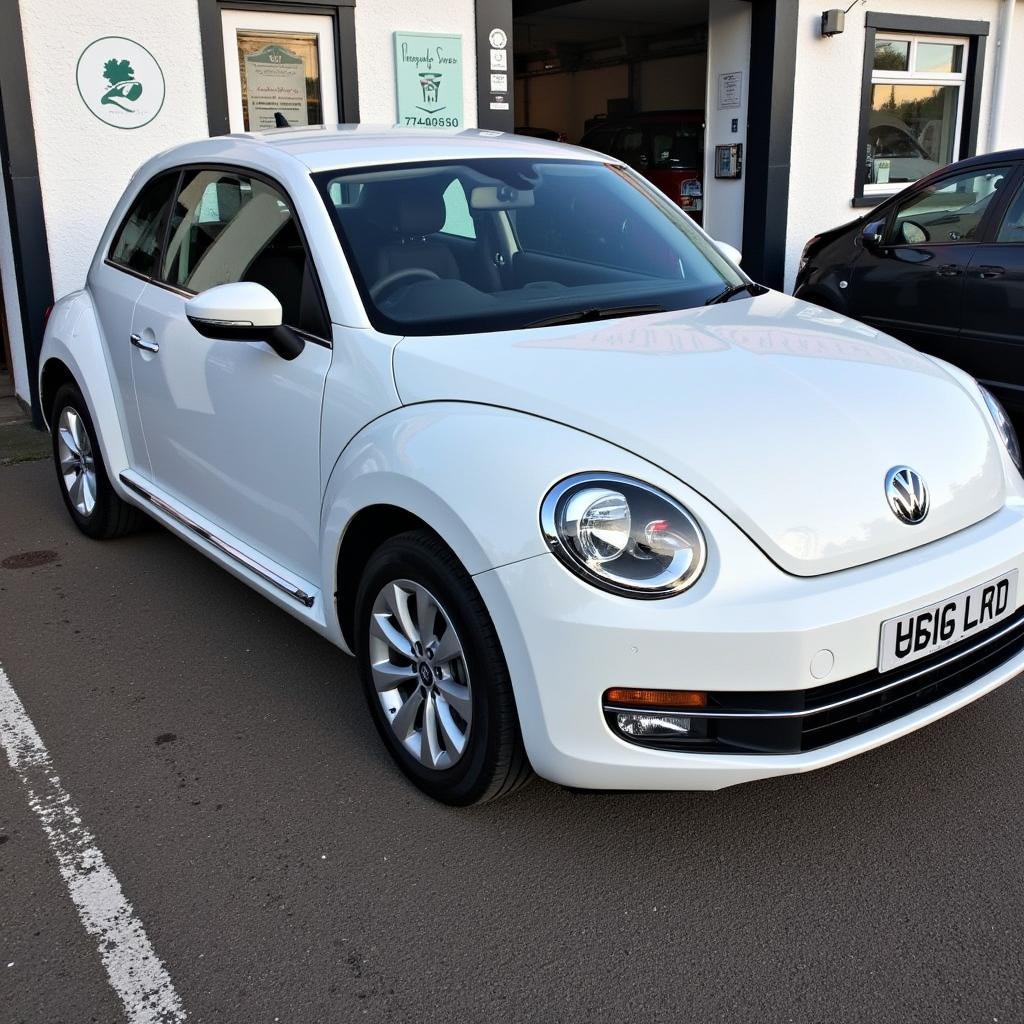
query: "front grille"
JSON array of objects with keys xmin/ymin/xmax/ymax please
[{"xmin": 605, "ymin": 606, "xmax": 1024, "ymax": 754}]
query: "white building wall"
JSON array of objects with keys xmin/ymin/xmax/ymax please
[
  {"xmin": 785, "ymin": 0, "xmax": 1022, "ymax": 292},
  {"xmin": 992, "ymin": 0, "xmax": 1024, "ymax": 151},
  {"xmin": 0, "ymin": 179, "xmax": 30, "ymax": 401},
  {"xmin": 8, "ymin": 0, "xmax": 481, "ymax": 404},
  {"xmin": 354, "ymin": 0, "xmax": 478, "ymax": 126},
  {"xmin": 18, "ymin": 1, "xmax": 210, "ymax": 305},
  {"xmin": 703, "ymin": 0, "xmax": 750, "ymax": 250}
]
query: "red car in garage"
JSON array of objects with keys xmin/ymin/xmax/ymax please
[{"xmin": 580, "ymin": 110, "xmax": 705, "ymax": 223}]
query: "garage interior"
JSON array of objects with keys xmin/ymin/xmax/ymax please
[
  {"xmin": 513, "ymin": 0, "xmax": 708, "ymax": 141},
  {"xmin": 512, "ymin": 0, "xmax": 712, "ymax": 216}
]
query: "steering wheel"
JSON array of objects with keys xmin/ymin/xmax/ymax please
[{"xmin": 370, "ymin": 268, "xmax": 440, "ymax": 301}]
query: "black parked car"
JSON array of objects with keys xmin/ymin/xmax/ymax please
[{"xmin": 795, "ymin": 149, "xmax": 1024, "ymax": 425}]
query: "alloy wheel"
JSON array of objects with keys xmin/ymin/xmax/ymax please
[
  {"xmin": 56, "ymin": 407, "xmax": 97, "ymax": 518},
  {"xmin": 368, "ymin": 579, "xmax": 472, "ymax": 770}
]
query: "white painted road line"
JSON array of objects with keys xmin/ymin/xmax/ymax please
[{"xmin": 0, "ymin": 663, "xmax": 187, "ymax": 1024}]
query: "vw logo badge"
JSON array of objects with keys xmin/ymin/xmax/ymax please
[{"xmin": 885, "ymin": 466, "xmax": 929, "ymax": 525}]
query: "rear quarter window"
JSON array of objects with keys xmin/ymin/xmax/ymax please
[{"xmin": 108, "ymin": 172, "xmax": 179, "ymax": 277}]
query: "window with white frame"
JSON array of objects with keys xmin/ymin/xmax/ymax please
[{"xmin": 864, "ymin": 33, "xmax": 968, "ymax": 193}]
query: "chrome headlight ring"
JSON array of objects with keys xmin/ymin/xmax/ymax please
[{"xmin": 540, "ymin": 473, "xmax": 707, "ymax": 598}]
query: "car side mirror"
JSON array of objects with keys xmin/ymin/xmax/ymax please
[
  {"xmin": 185, "ymin": 282, "xmax": 304, "ymax": 361},
  {"xmin": 715, "ymin": 240, "xmax": 742, "ymax": 266},
  {"xmin": 862, "ymin": 218, "xmax": 886, "ymax": 251}
]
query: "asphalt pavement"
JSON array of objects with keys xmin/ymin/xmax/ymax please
[{"xmin": 1, "ymin": 455, "xmax": 1023, "ymax": 1024}]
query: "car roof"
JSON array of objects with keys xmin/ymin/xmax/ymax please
[
  {"xmin": 154, "ymin": 124, "xmax": 608, "ymax": 175},
  {"xmin": 947, "ymin": 147, "xmax": 1024, "ymax": 169}
]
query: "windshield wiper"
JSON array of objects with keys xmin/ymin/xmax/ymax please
[
  {"xmin": 704, "ymin": 282, "xmax": 759, "ymax": 305},
  {"xmin": 526, "ymin": 304, "xmax": 665, "ymax": 329}
]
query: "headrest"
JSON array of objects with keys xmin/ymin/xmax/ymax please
[{"xmin": 394, "ymin": 192, "xmax": 446, "ymax": 237}]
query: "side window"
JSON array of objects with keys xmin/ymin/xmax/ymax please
[
  {"xmin": 651, "ymin": 126, "xmax": 702, "ymax": 170},
  {"xmin": 161, "ymin": 169, "xmax": 328, "ymax": 337},
  {"xmin": 888, "ymin": 167, "xmax": 1012, "ymax": 245},
  {"xmin": 616, "ymin": 129, "xmax": 646, "ymax": 166},
  {"xmin": 996, "ymin": 178, "xmax": 1024, "ymax": 243},
  {"xmin": 108, "ymin": 172, "xmax": 179, "ymax": 277},
  {"xmin": 440, "ymin": 180, "xmax": 476, "ymax": 239},
  {"xmin": 580, "ymin": 128, "xmax": 618, "ymax": 156}
]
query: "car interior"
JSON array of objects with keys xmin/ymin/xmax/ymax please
[
  {"xmin": 321, "ymin": 160, "xmax": 730, "ymax": 333},
  {"xmin": 890, "ymin": 169, "xmax": 1012, "ymax": 245},
  {"xmin": 161, "ymin": 173, "xmax": 328, "ymax": 338}
]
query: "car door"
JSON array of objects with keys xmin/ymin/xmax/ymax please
[
  {"xmin": 848, "ymin": 163, "xmax": 1013, "ymax": 363},
  {"xmin": 129, "ymin": 167, "xmax": 333, "ymax": 581},
  {"xmin": 961, "ymin": 165, "xmax": 1024, "ymax": 425},
  {"xmin": 90, "ymin": 170, "xmax": 180, "ymax": 471}
]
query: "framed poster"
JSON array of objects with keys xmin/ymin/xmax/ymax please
[
  {"xmin": 220, "ymin": 10, "xmax": 338, "ymax": 133},
  {"xmin": 394, "ymin": 31, "xmax": 464, "ymax": 128},
  {"xmin": 718, "ymin": 71, "xmax": 742, "ymax": 110},
  {"xmin": 240, "ymin": 34, "xmax": 318, "ymax": 131}
]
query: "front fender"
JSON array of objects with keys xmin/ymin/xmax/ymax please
[
  {"xmin": 320, "ymin": 399, "xmax": 737, "ymax": 597},
  {"xmin": 38, "ymin": 292, "xmax": 132, "ymax": 489}
]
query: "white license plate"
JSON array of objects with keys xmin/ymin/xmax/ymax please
[{"xmin": 878, "ymin": 569, "xmax": 1018, "ymax": 673}]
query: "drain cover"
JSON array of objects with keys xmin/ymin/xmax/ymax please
[{"xmin": 1, "ymin": 550, "xmax": 59, "ymax": 569}]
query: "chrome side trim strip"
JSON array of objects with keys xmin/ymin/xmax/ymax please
[
  {"xmin": 605, "ymin": 611, "xmax": 1024, "ymax": 722},
  {"xmin": 120, "ymin": 474, "xmax": 315, "ymax": 608}
]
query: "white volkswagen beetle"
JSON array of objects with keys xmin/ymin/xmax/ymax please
[{"xmin": 39, "ymin": 127, "xmax": 1024, "ymax": 804}]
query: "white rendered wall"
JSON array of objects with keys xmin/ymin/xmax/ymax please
[
  {"xmin": 992, "ymin": 0, "xmax": 1024, "ymax": 151},
  {"xmin": 18, "ymin": 1, "xmax": 210, "ymax": 305},
  {"xmin": 703, "ymin": 0, "xmax": 750, "ymax": 250},
  {"xmin": 784, "ymin": 0, "xmax": 1019, "ymax": 291},
  {"xmin": 354, "ymin": 0, "xmax": 479, "ymax": 126},
  {"xmin": 0, "ymin": 183, "xmax": 30, "ymax": 401}
]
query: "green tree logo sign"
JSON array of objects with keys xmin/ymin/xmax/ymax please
[
  {"xmin": 76, "ymin": 37, "xmax": 166, "ymax": 129},
  {"xmin": 101, "ymin": 57, "xmax": 143, "ymax": 111}
]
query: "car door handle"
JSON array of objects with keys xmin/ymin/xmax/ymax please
[
  {"xmin": 935, "ymin": 264, "xmax": 962, "ymax": 277},
  {"xmin": 976, "ymin": 265, "xmax": 1006, "ymax": 279},
  {"xmin": 130, "ymin": 333, "xmax": 159, "ymax": 353}
]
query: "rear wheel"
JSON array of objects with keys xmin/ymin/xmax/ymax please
[
  {"xmin": 50, "ymin": 383, "xmax": 142, "ymax": 539},
  {"xmin": 354, "ymin": 530, "xmax": 533, "ymax": 805}
]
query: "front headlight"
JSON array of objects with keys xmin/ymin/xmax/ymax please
[
  {"xmin": 540, "ymin": 473, "xmax": 707, "ymax": 598},
  {"xmin": 980, "ymin": 385, "xmax": 1022, "ymax": 473}
]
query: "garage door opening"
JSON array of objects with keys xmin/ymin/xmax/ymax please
[{"xmin": 513, "ymin": 0, "xmax": 709, "ymax": 223}]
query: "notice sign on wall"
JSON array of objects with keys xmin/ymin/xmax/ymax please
[
  {"xmin": 394, "ymin": 32, "xmax": 464, "ymax": 128},
  {"xmin": 718, "ymin": 71, "xmax": 743, "ymax": 110},
  {"xmin": 236, "ymin": 30, "xmax": 323, "ymax": 131}
]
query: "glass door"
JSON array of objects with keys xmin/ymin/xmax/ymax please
[{"xmin": 221, "ymin": 9, "xmax": 339, "ymax": 132}]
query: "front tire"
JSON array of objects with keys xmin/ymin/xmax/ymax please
[
  {"xmin": 50, "ymin": 383, "xmax": 142, "ymax": 539},
  {"xmin": 354, "ymin": 530, "xmax": 533, "ymax": 805}
]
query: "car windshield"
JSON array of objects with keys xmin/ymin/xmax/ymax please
[{"xmin": 315, "ymin": 158, "xmax": 744, "ymax": 336}]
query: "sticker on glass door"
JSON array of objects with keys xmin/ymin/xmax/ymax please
[
  {"xmin": 237, "ymin": 31, "xmax": 321, "ymax": 130},
  {"xmin": 221, "ymin": 10, "xmax": 338, "ymax": 133}
]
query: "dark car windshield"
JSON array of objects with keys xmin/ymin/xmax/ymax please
[{"xmin": 314, "ymin": 158, "xmax": 744, "ymax": 336}]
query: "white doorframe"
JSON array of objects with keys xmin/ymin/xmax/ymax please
[{"xmin": 221, "ymin": 9, "xmax": 339, "ymax": 133}]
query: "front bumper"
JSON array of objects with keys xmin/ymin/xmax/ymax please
[{"xmin": 475, "ymin": 503, "xmax": 1024, "ymax": 790}]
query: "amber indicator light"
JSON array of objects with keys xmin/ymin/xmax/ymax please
[{"xmin": 604, "ymin": 688, "xmax": 707, "ymax": 709}]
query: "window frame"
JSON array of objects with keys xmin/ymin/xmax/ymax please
[
  {"xmin": 104, "ymin": 162, "xmax": 332, "ymax": 346},
  {"xmin": 853, "ymin": 14, "xmax": 989, "ymax": 209},
  {"xmin": 106, "ymin": 171, "xmax": 181, "ymax": 282},
  {"xmin": 995, "ymin": 167, "xmax": 1024, "ymax": 245}
]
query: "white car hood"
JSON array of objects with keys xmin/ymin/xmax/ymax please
[{"xmin": 393, "ymin": 291, "xmax": 1006, "ymax": 576}]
